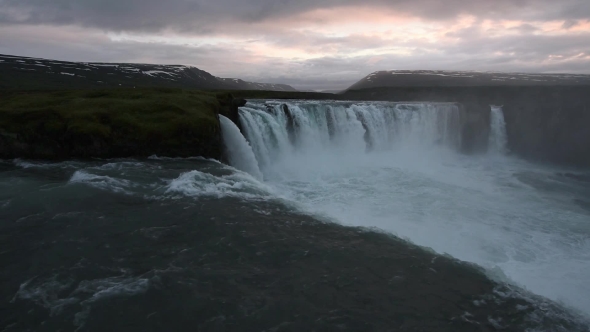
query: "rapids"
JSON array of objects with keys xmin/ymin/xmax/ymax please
[
  {"xmin": 2, "ymin": 100, "xmax": 589, "ymax": 330},
  {"xmin": 230, "ymin": 100, "xmax": 590, "ymax": 317}
]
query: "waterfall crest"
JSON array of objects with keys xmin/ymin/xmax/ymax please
[
  {"xmin": 218, "ymin": 115, "xmax": 263, "ymax": 180},
  {"xmin": 489, "ymin": 105, "xmax": 508, "ymax": 154},
  {"xmin": 235, "ymin": 101, "xmax": 464, "ymax": 176}
]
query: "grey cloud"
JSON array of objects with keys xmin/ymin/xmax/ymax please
[
  {"xmin": 1, "ymin": 0, "xmax": 589, "ymax": 33},
  {"xmin": 510, "ymin": 24, "xmax": 539, "ymax": 33},
  {"xmin": 261, "ymin": 30, "xmax": 391, "ymax": 55},
  {"xmin": 442, "ymin": 25, "xmax": 590, "ymax": 59},
  {"xmin": 0, "ymin": 25, "xmax": 247, "ymax": 72},
  {"xmin": 562, "ymin": 20, "xmax": 579, "ymax": 29},
  {"xmin": 2, "ymin": 14, "xmax": 590, "ymax": 91}
]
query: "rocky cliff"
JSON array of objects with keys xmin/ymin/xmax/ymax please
[{"xmin": 342, "ymin": 86, "xmax": 590, "ymax": 167}]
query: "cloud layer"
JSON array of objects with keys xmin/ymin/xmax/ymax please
[{"xmin": 1, "ymin": 0, "xmax": 589, "ymax": 90}]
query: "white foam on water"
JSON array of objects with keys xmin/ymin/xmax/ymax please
[
  {"xmin": 233, "ymin": 100, "xmax": 590, "ymax": 319},
  {"xmin": 489, "ymin": 283, "xmax": 590, "ymax": 329},
  {"xmin": 92, "ymin": 161, "xmax": 148, "ymax": 171},
  {"xmin": 71, "ymin": 276, "xmax": 147, "ymax": 329},
  {"xmin": 12, "ymin": 275, "xmax": 78, "ymax": 316},
  {"xmin": 147, "ymin": 155, "xmax": 209, "ymax": 161},
  {"xmin": 285, "ymin": 154, "xmax": 590, "ymax": 317},
  {"xmin": 13, "ymin": 159, "xmax": 83, "ymax": 170},
  {"xmin": 12, "ymin": 274, "xmax": 149, "ymax": 327},
  {"xmin": 165, "ymin": 169, "xmax": 274, "ymax": 200},
  {"xmin": 69, "ymin": 170, "xmax": 133, "ymax": 194},
  {"xmin": 13, "ymin": 159, "xmax": 38, "ymax": 169},
  {"xmin": 58, "ymin": 159, "xmax": 272, "ymax": 200},
  {"xmin": 73, "ymin": 276, "xmax": 150, "ymax": 304}
]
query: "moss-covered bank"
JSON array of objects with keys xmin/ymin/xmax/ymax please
[{"xmin": 0, "ymin": 88, "xmax": 244, "ymax": 160}]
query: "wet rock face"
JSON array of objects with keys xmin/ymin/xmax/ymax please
[
  {"xmin": 0, "ymin": 129, "xmax": 223, "ymax": 161},
  {"xmin": 342, "ymin": 86, "xmax": 590, "ymax": 166},
  {"xmin": 217, "ymin": 94, "xmax": 247, "ymax": 133},
  {"xmin": 281, "ymin": 104, "xmax": 297, "ymax": 145},
  {"xmin": 460, "ymin": 102, "xmax": 491, "ymax": 154},
  {"xmin": 501, "ymin": 87, "xmax": 590, "ymax": 166}
]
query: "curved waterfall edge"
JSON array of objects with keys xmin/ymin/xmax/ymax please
[{"xmin": 218, "ymin": 100, "xmax": 512, "ymax": 179}]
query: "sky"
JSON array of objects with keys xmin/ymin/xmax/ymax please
[{"xmin": 1, "ymin": 0, "xmax": 589, "ymax": 90}]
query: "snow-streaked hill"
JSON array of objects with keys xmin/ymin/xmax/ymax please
[
  {"xmin": 348, "ymin": 70, "xmax": 590, "ymax": 90},
  {"xmin": 0, "ymin": 54, "xmax": 296, "ymax": 91}
]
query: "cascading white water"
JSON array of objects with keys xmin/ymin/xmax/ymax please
[
  {"xmin": 218, "ymin": 115, "xmax": 263, "ymax": 180},
  {"xmin": 225, "ymin": 100, "xmax": 590, "ymax": 317},
  {"xmin": 489, "ymin": 105, "xmax": 508, "ymax": 154},
  {"xmin": 237, "ymin": 101, "xmax": 463, "ymax": 175}
]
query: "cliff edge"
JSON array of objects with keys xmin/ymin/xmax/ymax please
[{"xmin": 342, "ymin": 86, "xmax": 590, "ymax": 167}]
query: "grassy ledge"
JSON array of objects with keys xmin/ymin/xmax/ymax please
[{"xmin": 0, "ymin": 88, "xmax": 241, "ymax": 160}]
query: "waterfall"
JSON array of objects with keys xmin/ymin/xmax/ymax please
[
  {"xmin": 233, "ymin": 101, "xmax": 464, "ymax": 176},
  {"xmin": 489, "ymin": 105, "xmax": 508, "ymax": 154},
  {"xmin": 218, "ymin": 115, "xmax": 263, "ymax": 180}
]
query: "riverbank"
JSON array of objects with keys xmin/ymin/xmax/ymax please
[
  {"xmin": 0, "ymin": 89, "xmax": 247, "ymax": 160},
  {"xmin": 2, "ymin": 86, "xmax": 589, "ymax": 168}
]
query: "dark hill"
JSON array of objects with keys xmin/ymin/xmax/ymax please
[
  {"xmin": 0, "ymin": 54, "xmax": 296, "ymax": 91},
  {"xmin": 348, "ymin": 70, "xmax": 590, "ymax": 90},
  {"xmin": 343, "ymin": 70, "xmax": 590, "ymax": 167},
  {"xmin": 217, "ymin": 78, "xmax": 296, "ymax": 91}
]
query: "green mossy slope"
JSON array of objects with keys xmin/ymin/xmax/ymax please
[{"xmin": 0, "ymin": 88, "xmax": 231, "ymax": 160}]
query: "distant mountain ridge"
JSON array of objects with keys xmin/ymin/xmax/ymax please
[
  {"xmin": 348, "ymin": 70, "xmax": 590, "ymax": 90},
  {"xmin": 0, "ymin": 54, "xmax": 297, "ymax": 91},
  {"xmin": 217, "ymin": 77, "xmax": 295, "ymax": 91}
]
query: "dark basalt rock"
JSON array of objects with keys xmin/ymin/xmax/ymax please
[
  {"xmin": 217, "ymin": 93, "xmax": 246, "ymax": 132},
  {"xmin": 460, "ymin": 102, "xmax": 491, "ymax": 154},
  {"xmin": 342, "ymin": 86, "xmax": 590, "ymax": 167},
  {"xmin": 282, "ymin": 104, "xmax": 297, "ymax": 145}
]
